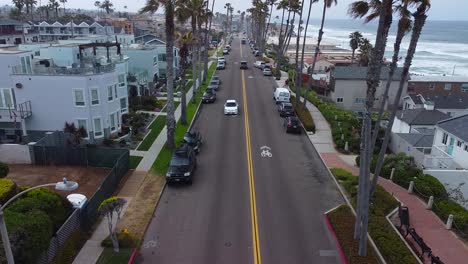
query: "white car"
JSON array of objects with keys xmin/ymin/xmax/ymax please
[
  {"xmin": 254, "ymin": 61, "xmax": 265, "ymax": 69},
  {"xmin": 218, "ymin": 56, "xmax": 226, "ymax": 64},
  {"xmin": 224, "ymin": 99, "xmax": 239, "ymax": 115},
  {"xmin": 263, "ymin": 68, "xmax": 272, "ymax": 76},
  {"xmin": 223, "ymin": 48, "xmax": 229, "ymax": 55}
]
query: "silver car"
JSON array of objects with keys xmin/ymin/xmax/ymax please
[{"xmin": 263, "ymin": 68, "xmax": 272, "ymax": 76}]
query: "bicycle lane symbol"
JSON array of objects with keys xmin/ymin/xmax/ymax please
[{"xmin": 260, "ymin": 146, "xmax": 272, "ymax": 158}]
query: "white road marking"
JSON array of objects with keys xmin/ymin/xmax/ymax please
[{"xmin": 260, "ymin": 146, "xmax": 272, "ymax": 158}]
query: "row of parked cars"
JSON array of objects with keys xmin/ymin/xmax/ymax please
[{"xmin": 273, "ymin": 88, "xmax": 302, "ymax": 134}]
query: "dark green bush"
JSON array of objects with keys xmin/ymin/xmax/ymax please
[
  {"xmin": 51, "ymin": 231, "xmax": 88, "ymax": 264},
  {"xmin": 4, "ymin": 210, "xmax": 53, "ymax": 263},
  {"xmin": 0, "ymin": 178, "xmax": 17, "ymax": 204},
  {"xmin": 0, "ymin": 162, "xmax": 9, "ymax": 178},
  {"xmin": 393, "ymin": 167, "xmax": 423, "ymax": 189},
  {"xmin": 380, "ymin": 153, "xmax": 414, "ymax": 178},
  {"xmin": 8, "ymin": 188, "xmax": 72, "ymax": 230},
  {"xmin": 414, "ymin": 174, "xmax": 447, "ymax": 200},
  {"xmin": 290, "ymin": 95, "xmax": 316, "ymax": 132},
  {"xmin": 433, "ymin": 199, "xmax": 468, "ymax": 235}
]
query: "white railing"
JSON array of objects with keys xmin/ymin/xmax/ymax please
[{"xmin": 423, "ymin": 145, "xmax": 459, "ymax": 169}]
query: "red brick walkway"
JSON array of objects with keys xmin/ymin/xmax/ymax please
[{"xmin": 321, "ymin": 151, "xmax": 468, "ymax": 264}]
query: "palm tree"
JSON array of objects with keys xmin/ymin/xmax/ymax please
[
  {"xmin": 298, "ymin": 0, "xmax": 319, "ymax": 103},
  {"xmin": 282, "ymin": 0, "xmax": 301, "ymax": 56},
  {"xmin": 350, "ymin": 0, "xmax": 394, "ymax": 256},
  {"xmin": 176, "ymin": 31, "xmax": 196, "ymax": 125},
  {"xmin": 263, "ymin": 0, "xmax": 277, "ymax": 54},
  {"xmin": 12, "ymin": 0, "xmax": 25, "ymax": 15},
  {"xmin": 302, "ymin": 0, "xmax": 337, "ymax": 107},
  {"xmin": 276, "ymin": 0, "xmax": 289, "ymax": 68},
  {"xmin": 59, "ymin": 0, "xmax": 67, "ymax": 15},
  {"xmin": 293, "ymin": 0, "xmax": 305, "ymax": 106},
  {"xmin": 141, "ymin": 0, "xmax": 177, "ymax": 149},
  {"xmin": 369, "ymin": 0, "xmax": 430, "ymax": 197},
  {"xmin": 49, "ymin": 0, "xmax": 59, "ymax": 18},
  {"xmin": 357, "ymin": 37, "xmax": 372, "ymax": 66},
  {"xmin": 349, "ymin": 31, "xmax": 363, "ymax": 64},
  {"xmin": 203, "ymin": 0, "xmax": 216, "ymax": 82},
  {"xmin": 100, "ymin": 0, "xmax": 113, "ymax": 14},
  {"xmin": 224, "ymin": 3, "xmax": 231, "ymax": 36}
]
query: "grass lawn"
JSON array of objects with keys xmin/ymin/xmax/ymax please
[
  {"xmin": 96, "ymin": 248, "xmax": 133, "ymax": 264},
  {"xmin": 330, "ymin": 168, "xmax": 419, "ymax": 264},
  {"xmin": 328, "ymin": 205, "xmax": 380, "ymax": 264},
  {"xmin": 129, "ymin": 156, "xmax": 143, "ymax": 169},
  {"xmin": 151, "ymin": 62, "xmax": 217, "ymax": 175},
  {"xmin": 136, "ymin": 115, "xmax": 167, "ymax": 151}
]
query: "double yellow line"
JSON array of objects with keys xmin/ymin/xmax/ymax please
[{"xmin": 240, "ymin": 43, "xmax": 262, "ymax": 264}]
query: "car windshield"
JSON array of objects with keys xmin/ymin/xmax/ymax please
[
  {"xmin": 279, "ymin": 92, "xmax": 290, "ymax": 97},
  {"xmin": 203, "ymin": 92, "xmax": 213, "ymax": 96},
  {"xmin": 170, "ymin": 157, "xmax": 189, "ymax": 166},
  {"xmin": 210, "ymin": 81, "xmax": 218, "ymax": 84},
  {"xmin": 212, "ymin": 76, "xmax": 219, "ymax": 80},
  {"xmin": 283, "ymin": 105, "xmax": 293, "ymax": 110},
  {"xmin": 289, "ymin": 117, "xmax": 300, "ymax": 125},
  {"xmin": 241, "ymin": 62, "xmax": 247, "ymax": 65},
  {"xmin": 226, "ymin": 102, "xmax": 237, "ymax": 107}
]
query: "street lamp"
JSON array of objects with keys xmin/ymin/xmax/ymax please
[{"xmin": 0, "ymin": 178, "xmax": 78, "ymax": 264}]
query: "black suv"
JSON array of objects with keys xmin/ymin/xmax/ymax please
[
  {"xmin": 240, "ymin": 61, "xmax": 248, "ymax": 69},
  {"xmin": 202, "ymin": 90, "xmax": 216, "ymax": 103},
  {"xmin": 166, "ymin": 144, "xmax": 197, "ymax": 184},
  {"xmin": 278, "ymin": 102, "xmax": 295, "ymax": 117},
  {"xmin": 283, "ymin": 116, "xmax": 302, "ymax": 134}
]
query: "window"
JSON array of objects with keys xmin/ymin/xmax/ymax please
[
  {"xmin": 76, "ymin": 119, "xmax": 88, "ymax": 138},
  {"xmin": 20, "ymin": 57, "xmax": 27, "ymax": 73},
  {"xmin": 116, "ymin": 112, "xmax": 120, "ymax": 128},
  {"xmin": 34, "ymin": 51, "xmax": 40, "ymax": 56},
  {"xmin": 429, "ymin": 83, "xmax": 435, "ymax": 90},
  {"xmin": 118, "ymin": 74, "xmax": 126, "ymax": 87},
  {"xmin": 153, "ymin": 56, "xmax": 158, "ymax": 65},
  {"xmin": 73, "ymin": 89, "xmax": 85, "ymax": 106},
  {"xmin": 90, "ymin": 88, "xmax": 99, "ymax": 105},
  {"xmin": 158, "ymin": 53, "xmax": 166, "ymax": 62},
  {"xmin": 114, "ymin": 84, "xmax": 118, "ymax": 98},
  {"xmin": 462, "ymin": 84, "xmax": 468, "ymax": 92},
  {"xmin": 25, "ymin": 56, "xmax": 32, "ymax": 74},
  {"xmin": 457, "ymin": 140, "xmax": 462, "ymax": 147},
  {"xmin": 442, "ymin": 132, "xmax": 448, "ymax": 145},
  {"xmin": 120, "ymin": 98, "xmax": 128, "ymax": 113},
  {"xmin": 107, "ymin": 85, "xmax": 113, "ymax": 101},
  {"xmin": 465, "ymin": 145, "xmax": 468, "ymax": 152},
  {"xmin": 355, "ymin": 98, "xmax": 365, "ymax": 104},
  {"xmin": 93, "ymin": 118, "xmax": 103, "ymax": 137},
  {"xmin": 336, "ymin": 97, "xmax": 343, "ymax": 103},
  {"xmin": 110, "ymin": 113, "xmax": 116, "ymax": 132},
  {"xmin": 444, "ymin": 83, "xmax": 452, "ymax": 91}
]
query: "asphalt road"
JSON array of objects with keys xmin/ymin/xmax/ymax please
[{"xmin": 138, "ymin": 36, "xmax": 344, "ymax": 264}]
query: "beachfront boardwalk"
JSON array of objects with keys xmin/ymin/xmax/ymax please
[{"xmin": 276, "ymin": 71, "xmax": 468, "ymax": 264}]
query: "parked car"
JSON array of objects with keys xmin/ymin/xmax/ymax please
[
  {"xmin": 263, "ymin": 68, "xmax": 272, "ymax": 76},
  {"xmin": 209, "ymin": 80, "xmax": 220, "ymax": 90},
  {"xmin": 278, "ymin": 102, "xmax": 295, "ymax": 117},
  {"xmin": 252, "ymin": 48, "xmax": 258, "ymax": 54},
  {"xmin": 224, "ymin": 99, "xmax": 239, "ymax": 115},
  {"xmin": 283, "ymin": 116, "xmax": 302, "ymax": 134},
  {"xmin": 226, "ymin": 44, "xmax": 231, "ymax": 51},
  {"xmin": 202, "ymin": 90, "xmax": 217, "ymax": 103},
  {"xmin": 254, "ymin": 61, "xmax": 265, "ymax": 69},
  {"xmin": 273, "ymin": 87, "xmax": 291, "ymax": 104},
  {"xmin": 218, "ymin": 56, "xmax": 226, "ymax": 64},
  {"xmin": 183, "ymin": 131, "xmax": 202, "ymax": 153},
  {"xmin": 223, "ymin": 48, "xmax": 229, "ymax": 55},
  {"xmin": 166, "ymin": 144, "xmax": 197, "ymax": 184},
  {"xmin": 217, "ymin": 61, "xmax": 226, "ymax": 70},
  {"xmin": 211, "ymin": 75, "xmax": 222, "ymax": 84},
  {"xmin": 254, "ymin": 51, "xmax": 261, "ymax": 57},
  {"xmin": 240, "ymin": 61, "xmax": 248, "ymax": 69}
]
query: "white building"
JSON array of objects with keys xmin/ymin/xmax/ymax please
[
  {"xmin": 391, "ymin": 107, "xmax": 450, "ymax": 134},
  {"xmin": 34, "ymin": 21, "xmax": 114, "ymax": 41},
  {"xmin": 327, "ymin": 66, "xmax": 408, "ymax": 115},
  {"xmin": 0, "ymin": 43, "xmax": 129, "ymax": 143},
  {"xmin": 402, "ymin": 93, "xmax": 468, "ymax": 118},
  {"xmin": 0, "ymin": 18, "xmax": 39, "ymax": 45}
]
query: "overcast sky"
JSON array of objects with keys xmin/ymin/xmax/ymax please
[{"xmin": 1, "ymin": 0, "xmax": 467, "ymax": 21}]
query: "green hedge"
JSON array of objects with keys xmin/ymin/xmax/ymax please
[
  {"xmin": 290, "ymin": 95, "xmax": 315, "ymax": 132},
  {"xmin": 0, "ymin": 178, "xmax": 17, "ymax": 204},
  {"xmin": 433, "ymin": 199, "xmax": 468, "ymax": 236},
  {"xmin": 330, "ymin": 168, "xmax": 418, "ymax": 264},
  {"xmin": 0, "ymin": 162, "xmax": 9, "ymax": 178},
  {"xmin": 414, "ymin": 174, "xmax": 447, "ymax": 200}
]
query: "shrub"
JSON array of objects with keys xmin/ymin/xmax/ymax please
[
  {"xmin": 51, "ymin": 231, "xmax": 88, "ymax": 264},
  {"xmin": 433, "ymin": 199, "xmax": 468, "ymax": 235},
  {"xmin": 101, "ymin": 230, "xmax": 138, "ymax": 248},
  {"xmin": 331, "ymin": 168, "xmax": 354, "ymax": 181},
  {"xmin": 0, "ymin": 162, "xmax": 9, "ymax": 178},
  {"xmin": 414, "ymin": 174, "xmax": 447, "ymax": 200},
  {"xmin": 290, "ymin": 95, "xmax": 315, "ymax": 132},
  {"xmin": 380, "ymin": 153, "xmax": 414, "ymax": 178},
  {"xmin": 0, "ymin": 178, "xmax": 17, "ymax": 204},
  {"xmin": 393, "ymin": 167, "xmax": 423, "ymax": 189},
  {"xmin": 8, "ymin": 188, "xmax": 72, "ymax": 230},
  {"xmin": 4, "ymin": 210, "xmax": 53, "ymax": 263}
]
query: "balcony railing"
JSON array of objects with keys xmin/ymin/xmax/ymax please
[
  {"xmin": 11, "ymin": 63, "xmax": 116, "ymax": 76},
  {"xmin": 422, "ymin": 145, "xmax": 460, "ymax": 169}
]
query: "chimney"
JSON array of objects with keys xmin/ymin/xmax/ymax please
[{"xmin": 424, "ymin": 101, "xmax": 435, "ymax": 110}]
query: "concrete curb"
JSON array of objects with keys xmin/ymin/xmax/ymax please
[{"xmin": 324, "ymin": 212, "xmax": 349, "ymax": 264}]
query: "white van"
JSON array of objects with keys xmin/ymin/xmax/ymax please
[{"xmin": 273, "ymin": 88, "xmax": 290, "ymax": 104}]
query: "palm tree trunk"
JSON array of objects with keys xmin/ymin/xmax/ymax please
[
  {"xmin": 181, "ymin": 63, "xmax": 187, "ymax": 125},
  {"xmin": 298, "ymin": 0, "xmax": 313, "ymax": 104},
  {"xmin": 191, "ymin": 18, "xmax": 197, "ymax": 103},
  {"xmin": 263, "ymin": 3, "xmax": 274, "ymax": 55},
  {"xmin": 276, "ymin": 8, "xmax": 286, "ymax": 68},
  {"xmin": 294, "ymin": 1, "xmax": 304, "ymax": 106},
  {"xmin": 355, "ymin": 0, "xmax": 393, "ymax": 256},
  {"xmin": 369, "ymin": 12, "xmax": 427, "ymax": 197},
  {"xmin": 204, "ymin": 0, "xmax": 215, "ymax": 82},
  {"xmin": 283, "ymin": 11, "xmax": 296, "ymax": 56},
  {"xmin": 165, "ymin": 1, "xmax": 176, "ymax": 149},
  {"xmin": 351, "ymin": 49, "xmax": 355, "ymax": 64},
  {"xmin": 302, "ymin": 1, "xmax": 327, "ymax": 106},
  {"xmin": 279, "ymin": 9, "xmax": 292, "ymax": 68},
  {"xmin": 197, "ymin": 21, "xmax": 202, "ymax": 91}
]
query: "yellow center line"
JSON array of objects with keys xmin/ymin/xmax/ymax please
[{"xmin": 240, "ymin": 40, "xmax": 262, "ymax": 264}]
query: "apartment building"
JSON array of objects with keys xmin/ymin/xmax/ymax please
[
  {"xmin": 0, "ymin": 43, "xmax": 129, "ymax": 143},
  {"xmin": 408, "ymin": 75, "xmax": 468, "ymax": 95},
  {"xmin": 0, "ymin": 18, "xmax": 39, "ymax": 45},
  {"xmin": 34, "ymin": 21, "xmax": 114, "ymax": 41}
]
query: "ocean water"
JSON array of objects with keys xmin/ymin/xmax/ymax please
[{"xmin": 298, "ymin": 19, "xmax": 468, "ymax": 76}]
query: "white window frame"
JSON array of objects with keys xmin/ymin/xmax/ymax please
[
  {"xmin": 355, "ymin": 98, "xmax": 365, "ymax": 104},
  {"xmin": 114, "ymin": 84, "xmax": 118, "ymax": 98},
  {"xmin": 110, "ymin": 112, "xmax": 117, "ymax": 132},
  {"xmin": 120, "ymin": 97, "xmax": 128, "ymax": 113},
  {"xmin": 118, "ymin": 74, "xmax": 126, "ymax": 87},
  {"xmin": 462, "ymin": 84, "xmax": 468, "ymax": 92},
  {"xmin": 107, "ymin": 85, "xmax": 113, "ymax": 101},
  {"xmin": 442, "ymin": 132, "xmax": 448, "ymax": 145},
  {"xmin": 73, "ymin": 89, "xmax": 86, "ymax": 107},
  {"xmin": 90, "ymin": 88, "xmax": 100, "ymax": 105},
  {"xmin": 444, "ymin": 83, "xmax": 452, "ymax": 91},
  {"xmin": 93, "ymin": 117, "xmax": 103, "ymax": 138},
  {"xmin": 336, "ymin": 97, "xmax": 343, "ymax": 103},
  {"xmin": 1, "ymin": 89, "xmax": 14, "ymax": 109},
  {"xmin": 457, "ymin": 140, "xmax": 462, "ymax": 147},
  {"xmin": 153, "ymin": 56, "xmax": 158, "ymax": 65},
  {"xmin": 76, "ymin": 119, "xmax": 89, "ymax": 139},
  {"xmin": 465, "ymin": 145, "xmax": 468, "ymax": 152}
]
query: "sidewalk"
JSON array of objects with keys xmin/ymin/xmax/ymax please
[{"xmin": 282, "ymin": 75, "xmax": 468, "ymax": 263}]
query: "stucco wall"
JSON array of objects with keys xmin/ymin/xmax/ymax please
[{"xmin": 0, "ymin": 144, "xmax": 31, "ymax": 164}]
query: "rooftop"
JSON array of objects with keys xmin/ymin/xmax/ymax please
[
  {"xmin": 331, "ymin": 66, "xmax": 405, "ymax": 81},
  {"xmin": 397, "ymin": 133, "xmax": 434, "ymax": 148},
  {"xmin": 410, "ymin": 75, "xmax": 468, "ymax": 83},
  {"xmin": 0, "ymin": 47, "xmax": 29, "ymax": 54},
  {"xmin": 419, "ymin": 93, "xmax": 468, "ymax": 109},
  {"xmin": 396, "ymin": 108, "xmax": 450, "ymax": 125},
  {"xmin": 437, "ymin": 114, "xmax": 468, "ymax": 142},
  {"xmin": 0, "ymin": 18, "xmax": 23, "ymax": 26}
]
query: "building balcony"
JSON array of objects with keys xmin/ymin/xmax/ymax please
[
  {"xmin": 422, "ymin": 145, "xmax": 460, "ymax": 169},
  {"xmin": 12, "ymin": 62, "xmax": 116, "ymax": 76},
  {"xmin": 0, "ymin": 101, "xmax": 32, "ymax": 122}
]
